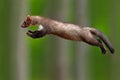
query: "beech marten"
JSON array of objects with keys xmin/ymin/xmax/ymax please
[{"xmin": 21, "ymin": 15, "xmax": 115, "ymax": 54}]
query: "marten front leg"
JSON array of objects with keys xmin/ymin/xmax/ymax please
[
  {"xmin": 26, "ymin": 30, "xmax": 46, "ymax": 38},
  {"xmin": 26, "ymin": 25, "xmax": 47, "ymax": 38}
]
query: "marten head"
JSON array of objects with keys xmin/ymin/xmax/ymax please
[{"xmin": 21, "ymin": 15, "xmax": 32, "ymax": 28}]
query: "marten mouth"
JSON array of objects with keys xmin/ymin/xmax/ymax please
[{"xmin": 21, "ymin": 25, "xmax": 25, "ymax": 28}]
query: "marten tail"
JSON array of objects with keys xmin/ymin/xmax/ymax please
[{"xmin": 90, "ymin": 29, "xmax": 115, "ymax": 53}]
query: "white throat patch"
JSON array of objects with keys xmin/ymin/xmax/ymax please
[{"xmin": 38, "ymin": 25, "xmax": 44, "ymax": 31}]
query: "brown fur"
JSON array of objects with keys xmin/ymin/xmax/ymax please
[{"xmin": 21, "ymin": 15, "xmax": 115, "ymax": 54}]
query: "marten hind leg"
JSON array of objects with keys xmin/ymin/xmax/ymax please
[
  {"xmin": 84, "ymin": 38, "xmax": 107, "ymax": 54},
  {"xmin": 97, "ymin": 39, "xmax": 107, "ymax": 54}
]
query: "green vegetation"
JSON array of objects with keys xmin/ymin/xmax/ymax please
[{"xmin": 0, "ymin": 0, "xmax": 120, "ymax": 80}]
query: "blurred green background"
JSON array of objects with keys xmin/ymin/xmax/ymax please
[{"xmin": 0, "ymin": 0, "xmax": 120, "ymax": 80}]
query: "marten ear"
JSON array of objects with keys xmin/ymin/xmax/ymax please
[{"xmin": 27, "ymin": 15, "xmax": 31, "ymax": 21}]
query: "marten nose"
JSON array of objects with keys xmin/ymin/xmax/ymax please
[{"xmin": 21, "ymin": 24, "xmax": 27, "ymax": 28}]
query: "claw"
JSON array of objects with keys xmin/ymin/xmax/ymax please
[
  {"xmin": 26, "ymin": 30, "xmax": 39, "ymax": 38},
  {"xmin": 26, "ymin": 31, "xmax": 32, "ymax": 37},
  {"xmin": 101, "ymin": 48, "xmax": 107, "ymax": 54},
  {"xmin": 26, "ymin": 30, "xmax": 32, "ymax": 34}
]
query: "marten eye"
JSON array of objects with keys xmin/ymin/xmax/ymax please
[
  {"xmin": 26, "ymin": 19, "xmax": 31, "ymax": 25},
  {"xmin": 25, "ymin": 19, "xmax": 31, "ymax": 25},
  {"xmin": 24, "ymin": 21, "xmax": 29, "ymax": 26}
]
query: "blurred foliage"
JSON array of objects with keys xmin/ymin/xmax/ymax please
[
  {"xmin": 0, "ymin": 0, "xmax": 120, "ymax": 80},
  {"xmin": 0, "ymin": 0, "xmax": 12, "ymax": 80},
  {"xmin": 90, "ymin": 0, "xmax": 110, "ymax": 34},
  {"xmin": 29, "ymin": 0, "xmax": 47, "ymax": 15}
]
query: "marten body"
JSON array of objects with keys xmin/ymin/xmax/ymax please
[{"xmin": 21, "ymin": 15, "xmax": 115, "ymax": 54}]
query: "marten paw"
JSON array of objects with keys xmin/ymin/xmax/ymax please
[
  {"xmin": 26, "ymin": 30, "xmax": 46, "ymax": 38},
  {"xmin": 101, "ymin": 48, "xmax": 107, "ymax": 54}
]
